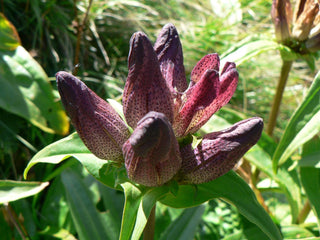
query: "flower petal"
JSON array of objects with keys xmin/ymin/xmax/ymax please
[
  {"xmin": 123, "ymin": 111, "xmax": 181, "ymax": 186},
  {"xmin": 179, "ymin": 117, "xmax": 263, "ymax": 184},
  {"xmin": 271, "ymin": 0, "xmax": 292, "ymax": 43},
  {"xmin": 173, "ymin": 69, "xmax": 220, "ymax": 137},
  {"xmin": 56, "ymin": 71, "xmax": 130, "ymax": 161},
  {"xmin": 190, "ymin": 53, "xmax": 220, "ymax": 86},
  {"xmin": 154, "ymin": 23, "xmax": 188, "ymax": 93},
  {"xmin": 186, "ymin": 62, "xmax": 238, "ymax": 135},
  {"xmin": 123, "ymin": 32, "xmax": 174, "ymax": 128}
]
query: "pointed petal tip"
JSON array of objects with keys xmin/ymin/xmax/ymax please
[{"xmin": 191, "ymin": 53, "xmax": 220, "ymax": 84}]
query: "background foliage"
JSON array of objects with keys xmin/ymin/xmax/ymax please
[{"xmin": 1, "ymin": 0, "xmax": 320, "ymax": 239}]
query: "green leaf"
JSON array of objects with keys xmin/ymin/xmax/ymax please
[
  {"xmin": 0, "ymin": 180, "xmax": 49, "ymax": 204},
  {"xmin": 11, "ymin": 198, "xmax": 39, "ymax": 239},
  {"xmin": 281, "ymin": 225, "xmax": 315, "ymax": 239},
  {"xmin": 119, "ymin": 183, "xmax": 142, "ymax": 240},
  {"xmin": 41, "ymin": 176, "xmax": 75, "ymax": 232},
  {"xmin": 24, "ymin": 133, "xmax": 89, "ymax": 178},
  {"xmin": 0, "ymin": 13, "xmax": 20, "ymax": 51},
  {"xmin": 24, "ymin": 132, "xmax": 121, "ymax": 189},
  {"xmin": 119, "ymin": 183, "xmax": 169, "ymax": 240},
  {"xmin": 246, "ymin": 145, "xmax": 302, "ymax": 223},
  {"xmin": 159, "ymin": 205, "xmax": 205, "ymax": 240},
  {"xmin": 99, "ymin": 184, "xmax": 124, "ymax": 239},
  {"xmin": 300, "ymin": 138, "xmax": 320, "ymax": 225},
  {"xmin": 273, "ymin": 71, "xmax": 320, "ymax": 170},
  {"xmin": 221, "ymin": 37, "xmax": 280, "ymax": 67},
  {"xmin": 61, "ymin": 169, "xmax": 110, "ymax": 240},
  {"xmin": 0, "ymin": 46, "xmax": 69, "ymax": 134},
  {"xmin": 160, "ymin": 171, "xmax": 282, "ymax": 240}
]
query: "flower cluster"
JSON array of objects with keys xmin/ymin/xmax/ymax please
[{"xmin": 56, "ymin": 24, "xmax": 263, "ymax": 187}]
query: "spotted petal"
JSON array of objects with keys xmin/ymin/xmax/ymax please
[
  {"xmin": 56, "ymin": 71, "xmax": 130, "ymax": 162},
  {"xmin": 179, "ymin": 117, "xmax": 263, "ymax": 184},
  {"xmin": 190, "ymin": 53, "xmax": 220, "ymax": 86},
  {"xmin": 154, "ymin": 23, "xmax": 188, "ymax": 93},
  {"xmin": 187, "ymin": 61, "xmax": 238, "ymax": 135},
  {"xmin": 173, "ymin": 69, "xmax": 220, "ymax": 137},
  {"xmin": 123, "ymin": 32, "xmax": 174, "ymax": 128},
  {"xmin": 123, "ymin": 111, "xmax": 181, "ymax": 186}
]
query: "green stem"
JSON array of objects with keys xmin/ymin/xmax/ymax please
[
  {"xmin": 267, "ymin": 60, "xmax": 293, "ymax": 136},
  {"xmin": 296, "ymin": 200, "xmax": 311, "ymax": 224},
  {"xmin": 143, "ymin": 204, "xmax": 156, "ymax": 240}
]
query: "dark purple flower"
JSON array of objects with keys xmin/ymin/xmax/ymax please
[{"xmin": 56, "ymin": 23, "xmax": 263, "ymax": 186}]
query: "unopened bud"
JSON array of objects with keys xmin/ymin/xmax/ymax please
[
  {"xmin": 123, "ymin": 111, "xmax": 181, "ymax": 186},
  {"xmin": 56, "ymin": 71, "xmax": 130, "ymax": 161},
  {"xmin": 179, "ymin": 117, "xmax": 263, "ymax": 184}
]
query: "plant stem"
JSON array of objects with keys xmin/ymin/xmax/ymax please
[
  {"xmin": 143, "ymin": 204, "xmax": 156, "ymax": 240},
  {"xmin": 296, "ymin": 200, "xmax": 311, "ymax": 224},
  {"xmin": 267, "ymin": 60, "xmax": 293, "ymax": 136}
]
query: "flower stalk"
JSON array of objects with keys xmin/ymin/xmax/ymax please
[
  {"xmin": 143, "ymin": 205, "xmax": 156, "ymax": 240},
  {"xmin": 266, "ymin": 60, "xmax": 293, "ymax": 136}
]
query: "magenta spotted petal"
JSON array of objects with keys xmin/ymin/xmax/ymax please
[
  {"xmin": 56, "ymin": 71, "xmax": 130, "ymax": 162},
  {"xmin": 123, "ymin": 32, "xmax": 174, "ymax": 128},
  {"xmin": 179, "ymin": 117, "xmax": 263, "ymax": 184},
  {"xmin": 173, "ymin": 54, "xmax": 239, "ymax": 137},
  {"xmin": 190, "ymin": 53, "xmax": 220, "ymax": 86},
  {"xmin": 123, "ymin": 111, "xmax": 181, "ymax": 186},
  {"xmin": 173, "ymin": 69, "xmax": 220, "ymax": 136}
]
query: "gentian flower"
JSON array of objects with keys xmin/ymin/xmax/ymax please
[
  {"xmin": 56, "ymin": 23, "xmax": 263, "ymax": 187},
  {"xmin": 271, "ymin": 0, "xmax": 320, "ymax": 51}
]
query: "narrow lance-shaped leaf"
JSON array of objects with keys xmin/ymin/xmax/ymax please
[
  {"xmin": 273, "ymin": 71, "xmax": 320, "ymax": 171},
  {"xmin": 0, "ymin": 180, "xmax": 49, "ymax": 204}
]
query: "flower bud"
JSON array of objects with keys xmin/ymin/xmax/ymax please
[
  {"xmin": 56, "ymin": 71, "xmax": 130, "ymax": 161},
  {"xmin": 154, "ymin": 23, "xmax": 188, "ymax": 93},
  {"xmin": 123, "ymin": 111, "xmax": 181, "ymax": 186},
  {"xmin": 123, "ymin": 32, "xmax": 174, "ymax": 129},
  {"xmin": 179, "ymin": 117, "xmax": 263, "ymax": 184}
]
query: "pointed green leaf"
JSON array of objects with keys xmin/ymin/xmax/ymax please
[
  {"xmin": 160, "ymin": 171, "xmax": 282, "ymax": 240},
  {"xmin": 273, "ymin": 72, "xmax": 320, "ymax": 170},
  {"xmin": 0, "ymin": 46, "xmax": 69, "ymax": 134},
  {"xmin": 221, "ymin": 38, "xmax": 280, "ymax": 67},
  {"xmin": 131, "ymin": 187, "xmax": 169, "ymax": 240},
  {"xmin": 61, "ymin": 169, "xmax": 109, "ymax": 240},
  {"xmin": 300, "ymin": 137, "xmax": 320, "ymax": 225},
  {"xmin": 119, "ymin": 183, "xmax": 169, "ymax": 240},
  {"xmin": 24, "ymin": 133, "xmax": 121, "ymax": 189},
  {"xmin": 0, "ymin": 180, "xmax": 49, "ymax": 204},
  {"xmin": 24, "ymin": 133, "xmax": 90, "ymax": 178},
  {"xmin": 119, "ymin": 183, "xmax": 142, "ymax": 240},
  {"xmin": 159, "ymin": 205, "xmax": 205, "ymax": 240}
]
